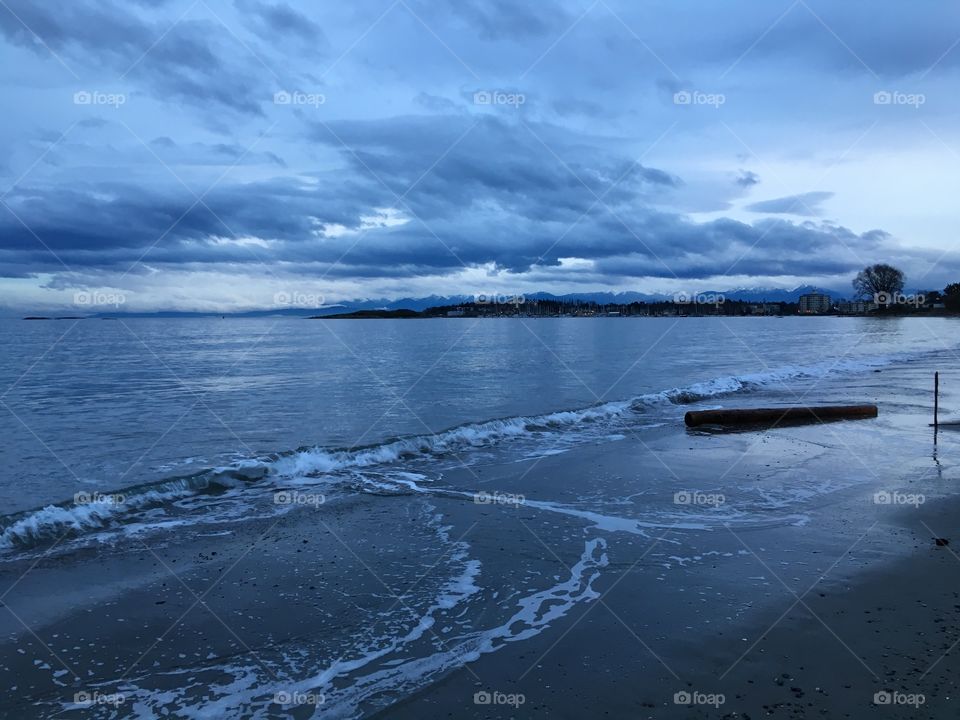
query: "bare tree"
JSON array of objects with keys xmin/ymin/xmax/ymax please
[
  {"xmin": 945, "ymin": 283, "xmax": 960, "ymax": 312},
  {"xmin": 853, "ymin": 264, "xmax": 905, "ymax": 303}
]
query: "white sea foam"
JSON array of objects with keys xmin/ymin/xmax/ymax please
[
  {"xmin": 0, "ymin": 487, "xmax": 191, "ymax": 550},
  {"xmin": 88, "ymin": 510, "xmax": 485, "ymax": 719},
  {"xmin": 634, "ymin": 353, "xmax": 902, "ymax": 408},
  {"xmin": 105, "ymin": 537, "xmax": 606, "ymax": 719},
  {"xmin": 270, "ymin": 411, "xmax": 616, "ymax": 479},
  {"xmin": 351, "ymin": 473, "xmax": 804, "ymax": 536},
  {"xmin": 302, "ymin": 537, "xmax": 607, "ymax": 718},
  {"xmin": 0, "ymin": 471, "xmax": 261, "ymax": 551}
]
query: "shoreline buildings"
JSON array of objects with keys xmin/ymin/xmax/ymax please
[{"xmin": 798, "ymin": 292, "xmax": 832, "ymax": 315}]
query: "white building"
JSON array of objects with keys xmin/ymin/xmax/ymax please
[{"xmin": 798, "ymin": 293, "xmax": 832, "ymax": 314}]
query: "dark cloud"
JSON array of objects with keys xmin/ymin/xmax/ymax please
[
  {"xmin": 552, "ymin": 98, "xmax": 606, "ymax": 118},
  {"xmin": 77, "ymin": 117, "xmax": 109, "ymax": 129},
  {"xmin": 415, "ymin": 0, "xmax": 572, "ymax": 40},
  {"xmin": 309, "ymin": 115, "xmax": 679, "ymax": 222},
  {"xmin": 141, "ymin": 137, "xmax": 285, "ymax": 167},
  {"xmin": 413, "ymin": 92, "xmax": 461, "ymax": 113},
  {"xmin": 0, "ymin": 0, "xmax": 269, "ymax": 115},
  {"xmin": 234, "ymin": 0, "xmax": 326, "ymax": 47},
  {"xmin": 263, "ymin": 151, "xmax": 287, "ymax": 167},
  {"xmin": 1, "ymin": 0, "xmax": 957, "ymax": 307},
  {"xmin": 0, "ymin": 113, "xmax": 896, "ymax": 286},
  {"xmin": 746, "ymin": 191, "xmax": 835, "ymax": 216},
  {"xmin": 640, "ymin": 1, "xmax": 960, "ymax": 78},
  {"xmin": 740, "ymin": 3, "xmax": 960, "ymax": 77}
]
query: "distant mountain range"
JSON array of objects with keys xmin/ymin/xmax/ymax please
[{"xmin": 82, "ymin": 285, "xmax": 856, "ymax": 318}]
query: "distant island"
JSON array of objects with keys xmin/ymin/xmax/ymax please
[
  {"xmin": 22, "ymin": 268, "xmax": 960, "ymax": 320},
  {"xmin": 314, "ymin": 309, "xmax": 422, "ymax": 319}
]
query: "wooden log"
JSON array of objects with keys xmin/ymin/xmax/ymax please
[{"xmin": 684, "ymin": 404, "xmax": 878, "ymax": 428}]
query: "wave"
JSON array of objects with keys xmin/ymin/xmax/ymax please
[
  {"xmin": 0, "ymin": 349, "xmax": 922, "ymax": 553},
  {"xmin": 0, "ymin": 464, "xmax": 269, "ymax": 551},
  {"xmin": 632, "ymin": 354, "xmax": 898, "ymax": 408},
  {"xmin": 274, "ymin": 352, "xmax": 908, "ymax": 478},
  {"xmin": 271, "ymin": 401, "xmax": 634, "ymax": 479}
]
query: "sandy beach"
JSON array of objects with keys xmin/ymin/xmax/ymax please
[
  {"xmin": 379, "ymin": 454, "xmax": 960, "ymax": 719},
  {"xmin": 2, "ymin": 380, "xmax": 958, "ymax": 718},
  {"xmin": 0, "ymin": 318, "xmax": 958, "ymax": 718}
]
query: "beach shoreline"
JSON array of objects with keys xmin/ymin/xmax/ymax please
[
  {"xmin": 0, "ymin": 317, "xmax": 958, "ymax": 717},
  {"xmin": 1, "ymin": 410, "xmax": 956, "ymax": 718}
]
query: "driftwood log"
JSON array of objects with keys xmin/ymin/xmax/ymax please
[{"xmin": 684, "ymin": 404, "xmax": 878, "ymax": 428}]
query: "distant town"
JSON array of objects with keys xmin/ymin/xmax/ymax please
[
  {"xmin": 319, "ymin": 267, "xmax": 960, "ymax": 319},
  {"xmin": 319, "ymin": 291, "xmax": 958, "ymax": 320}
]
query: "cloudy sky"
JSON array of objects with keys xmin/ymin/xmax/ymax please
[{"xmin": 1, "ymin": 0, "xmax": 959, "ymax": 312}]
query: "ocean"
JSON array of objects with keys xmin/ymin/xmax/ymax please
[{"xmin": 0, "ymin": 316, "xmax": 957, "ymax": 717}]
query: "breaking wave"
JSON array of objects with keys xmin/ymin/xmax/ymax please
[{"xmin": 0, "ymin": 350, "xmax": 919, "ymax": 553}]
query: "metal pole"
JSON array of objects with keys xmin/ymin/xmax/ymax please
[{"xmin": 935, "ymin": 372, "xmax": 940, "ymax": 431}]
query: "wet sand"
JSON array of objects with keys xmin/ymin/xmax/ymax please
[
  {"xmin": 369, "ymin": 418, "xmax": 959, "ymax": 719},
  {"xmin": 380, "ymin": 483, "xmax": 960, "ymax": 719},
  {"xmin": 1, "ymin": 363, "xmax": 958, "ymax": 717}
]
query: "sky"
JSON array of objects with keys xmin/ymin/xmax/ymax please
[{"xmin": 1, "ymin": 0, "xmax": 959, "ymax": 312}]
